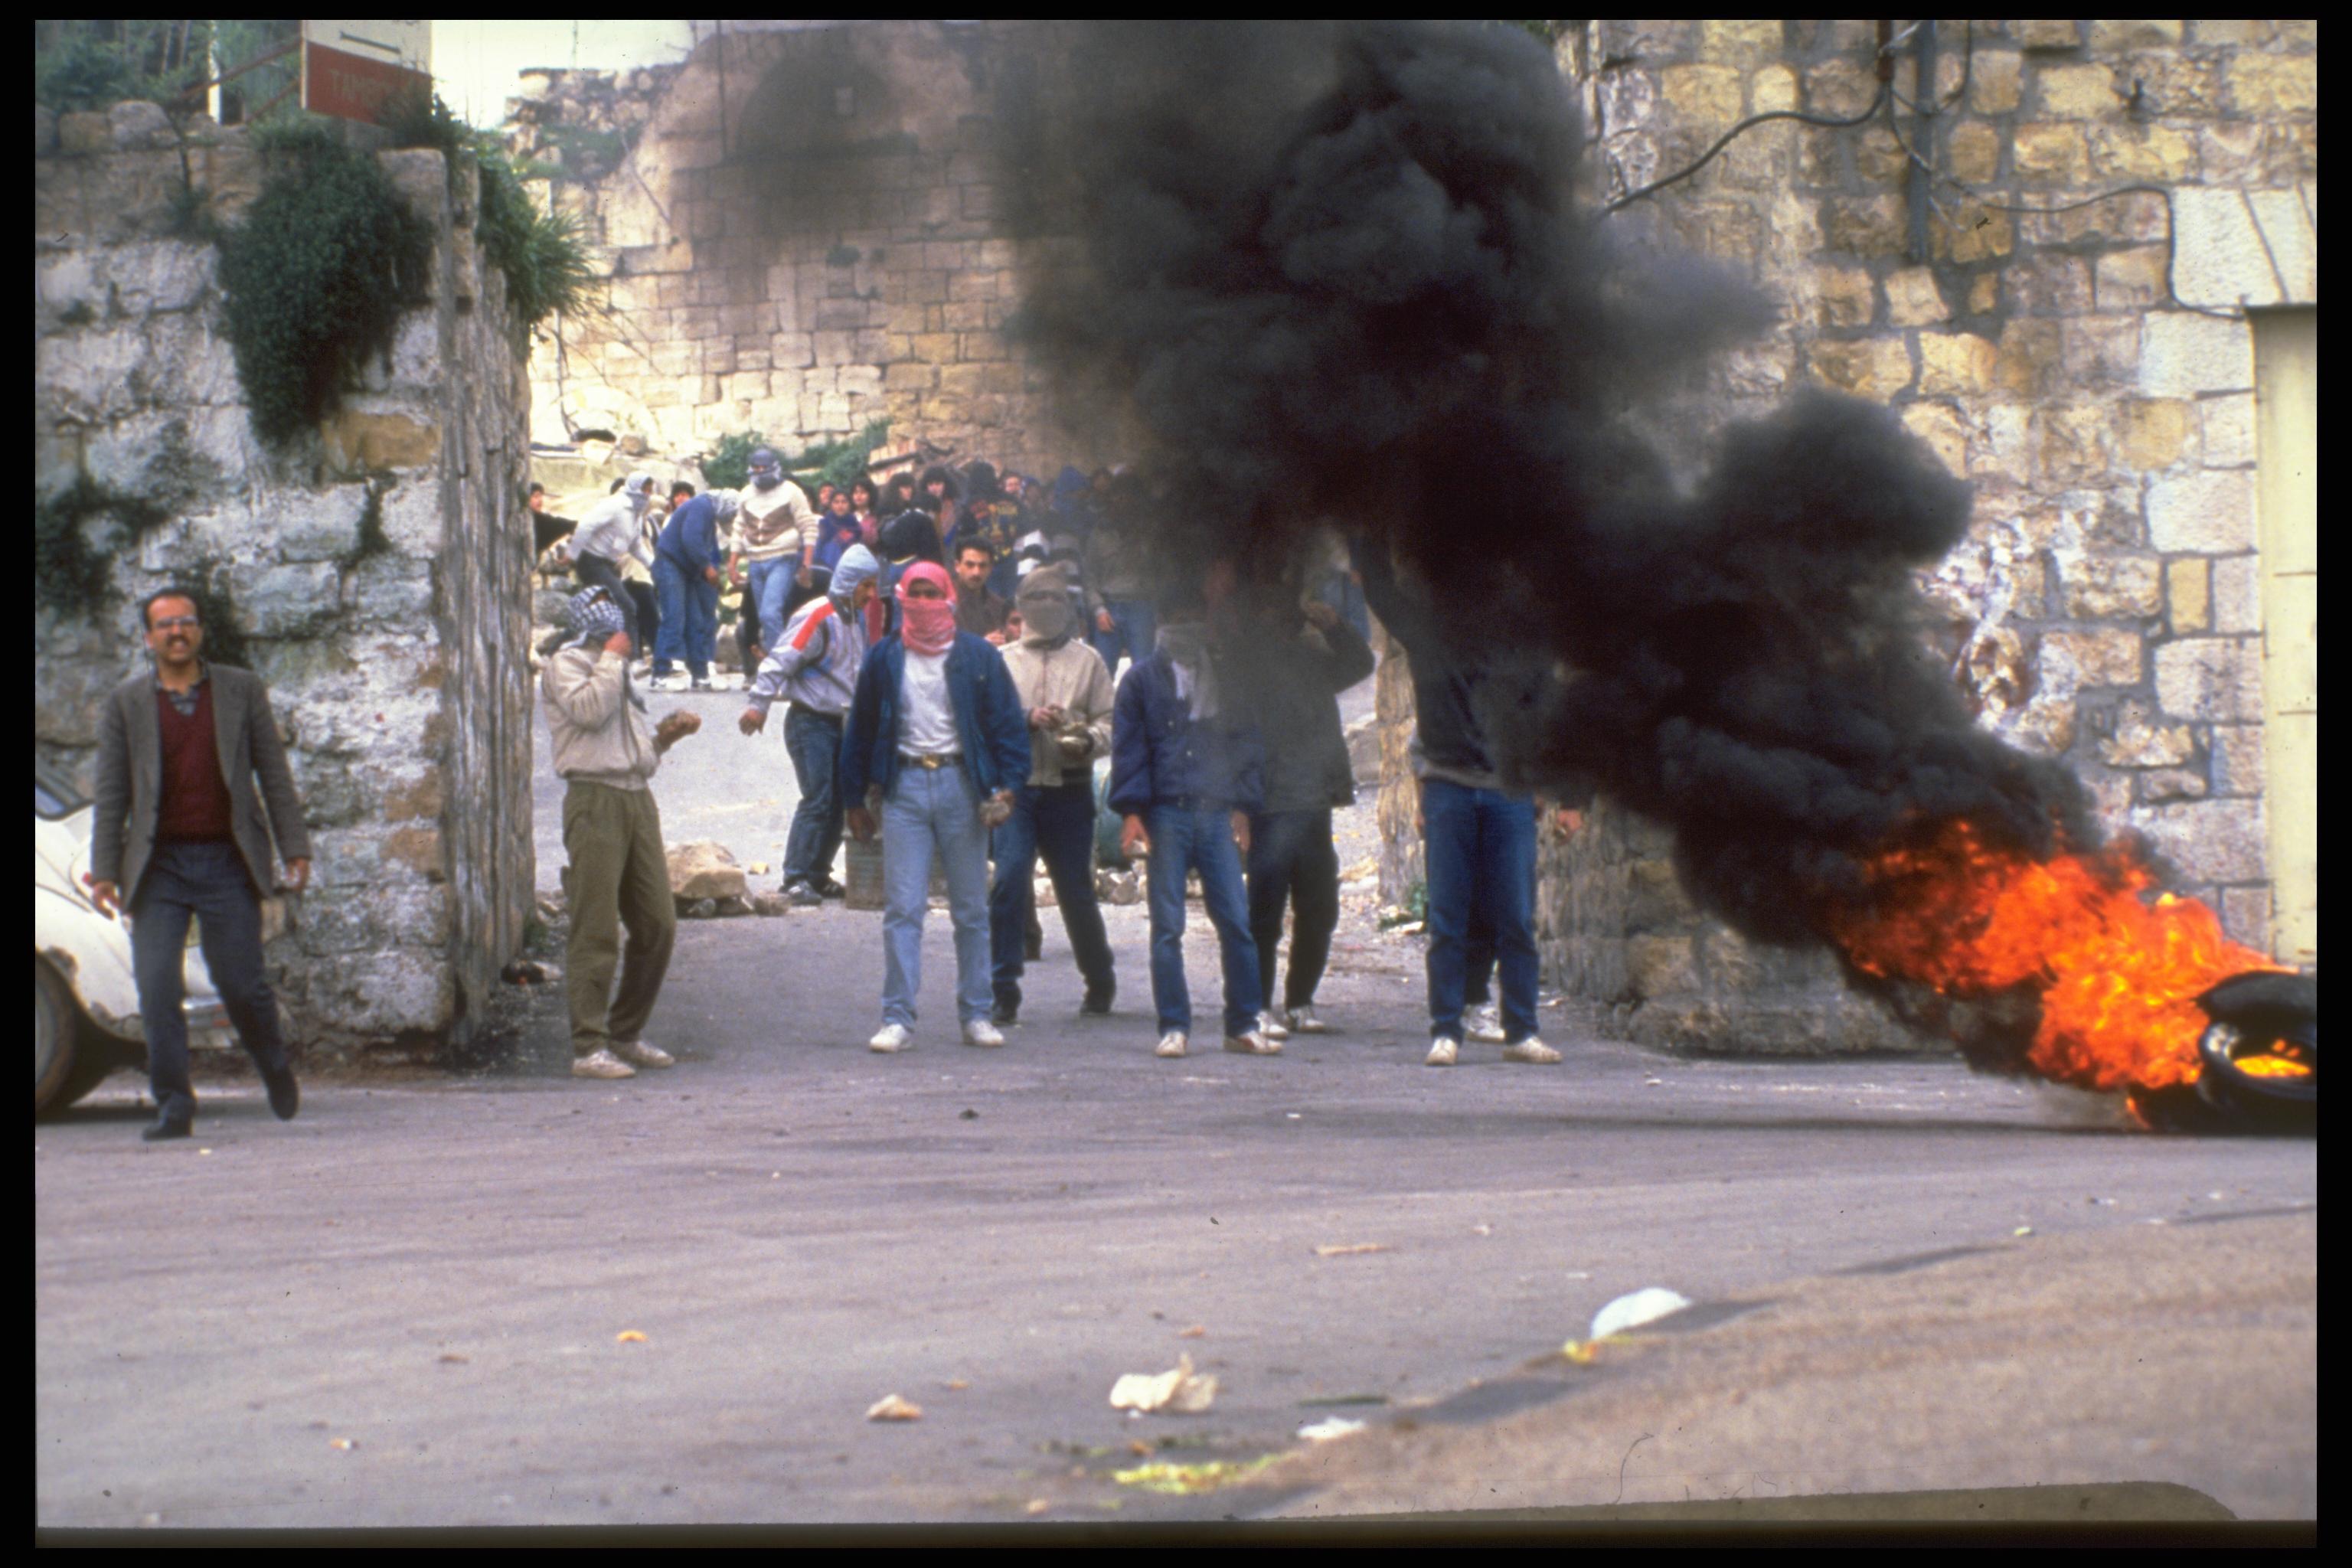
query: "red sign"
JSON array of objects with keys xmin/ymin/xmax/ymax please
[{"xmin": 302, "ymin": 38, "xmax": 431, "ymax": 125}]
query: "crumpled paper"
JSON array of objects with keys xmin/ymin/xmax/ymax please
[{"xmin": 1108, "ymin": 1353, "xmax": 1218, "ymax": 1413}]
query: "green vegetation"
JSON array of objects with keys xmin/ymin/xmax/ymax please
[
  {"xmin": 216, "ymin": 122, "xmax": 433, "ymax": 444},
  {"xmin": 706, "ymin": 421, "xmax": 893, "ymax": 496},
  {"xmin": 383, "ymin": 92, "xmax": 596, "ymax": 339},
  {"xmin": 34, "ymin": 475, "xmax": 175, "ymax": 620},
  {"xmin": 35, "ymin": 21, "xmax": 299, "ymax": 125}
]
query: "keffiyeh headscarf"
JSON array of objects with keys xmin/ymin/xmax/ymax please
[{"xmin": 563, "ymin": 587, "xmax": 645, "ymax": 709}]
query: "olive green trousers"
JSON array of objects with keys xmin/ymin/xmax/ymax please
[{"xmin": 562, "ymin": 780, "xmax": 676, "ymax": 1057}]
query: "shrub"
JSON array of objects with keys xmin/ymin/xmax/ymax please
[{"xmin": 216, "ymin": 126, "xmax": 433, "ymax": 444}]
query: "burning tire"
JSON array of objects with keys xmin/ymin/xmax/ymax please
[{"xmin": 2138, "ymin": 972, "xmax": 2316, "ymax": 1135}]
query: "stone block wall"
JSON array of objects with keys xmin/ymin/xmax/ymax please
[
  {"xmin": 1373, "ymin": 20, "xmax": 2316, "ymax": 1054},
  {"xmin": 509, "ymin": 20, "xmax": 1105, "ymax": 476},
  {"xmin": 34, "ymin": 108, "xmax": 536, "ymax": 1056}
]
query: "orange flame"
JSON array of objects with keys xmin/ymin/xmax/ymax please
[{"xmin": 1831, "ymin": 821, "xmax": 2282, "ymax": 1094}]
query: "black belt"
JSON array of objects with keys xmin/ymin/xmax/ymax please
[
  {"xmin": 787, "ymin": 703, "xmax": 844, "ymax": 723},
  {"xmin": 900, "ymin": 752, "xmax": 963, "ymax": 769}
]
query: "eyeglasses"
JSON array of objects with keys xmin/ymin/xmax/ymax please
[{"xmin": 151, "ymin": 616, "xmax": 201, "ymax": 632}]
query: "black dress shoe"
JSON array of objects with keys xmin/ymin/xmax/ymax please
[
  {"xmin": 142, "ymin": 1113, "xmax": 193, "ymax": 1142},
  {"xmin": 990, "ymin": 1001, "xmax": 1019, "ymax": 1027},
  {"xmin": 263, "ymin": 1066, "xmax": 300, "ymax": 1121},
  {"xmin": 1081, "ymin": 981, "xmax": 1116, "ymax": 1016}
]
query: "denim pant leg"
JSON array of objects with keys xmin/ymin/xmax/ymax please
[
  {"xmin": 687, "ymin": 577, "xmax": 719, "ymax": 678},
  {"xmin": 1421, "ymin": 778, "xmax": 1478, "ymax": 1040},
  {"xmin": 1191, "ymin": 808, "xmax": 1264, "ymax": 1037},
  {"xmin": 988, "ymin": 786, "xmax": 1042, "ymax": 1010},
  {"xmin": 129, "ymin": 849, "xmax": 199, "ymax": 1119},
  {"xmin": 879, "ymin": 770, "xmax": 939, "ymax": 1027},
  {"xmin": 1036, "ymin": 781, "xmax": 1114, "ymax": 990},
  {"xmin": 782, "ymin": 708, "xmax": 843, "ymax": 887},
  {"xmin": 1479, "ymin": 790, "xmax": 1543, "ymax": 1042},
  {"xmin": 931, "ymin": 767, "xmax": 995, "ymax": 1024},
  {"xmin": 652, "ymin": 557, "xmax": 688, "ymax": 671},
  {"xmin": 753, "ymin": 559, "xmax": 797, "ymax": 652},
  {"xmin": 1144, "ymin": 805, "xmax": 1194, "ymax": 1034},
  {"xmin": 1115, "ymin": 599, "xmax": 1157, "ymax": 671}
]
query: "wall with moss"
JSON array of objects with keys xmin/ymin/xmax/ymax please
[{"xmin": 34, "ymin": 103, "xmax": 536, "ymax": 1058}]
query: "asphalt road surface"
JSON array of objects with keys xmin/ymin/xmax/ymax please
[{"xmin": 38, "ymin": 681, "xmax": 2314, "ymax": 1530}]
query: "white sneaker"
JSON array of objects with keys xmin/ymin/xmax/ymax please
[
  {"xmin": 1257, "ymin": 1010, "xmax": 1290, "ymax": 1041},
  {"xmin": 1465, "ymin": 1003, "xmax": 1507, "ymax": 1044},
  {"xmin": 1155, "ymin": 1031, "xmax": 1188, "ymax": 1058},
  {"xmin": 1224, "ymin": 1031, "xmax": 1281, "ymax": 1056},
  {"xmin": 572, "ymin": 1047, "xmax": 637, "ymax": 1079},
  {"xmin": 1285, "ymin": 1005, "xmax": 1328, "ymax": 1034},
  {"xmin": 1425, "ymin": 1036, "xmax": 1459, "ymax": 1067},
  {"xmin": 1501, "ymin": 1037, "xmax": 1562, "ymax": 1064},
  {"xmin": 869, "ymin": 1023, "xmax": 911, "ymax": 1054},
  {"xmin": 690, "ymin": 676, "xmax": 714, "ymax": 691},
  {"xmin": 962, "ymin": 1018, "xmax": 1004, "ymax": 1048},
  {"xmin": 612, "ymin": 1039, "xmax": 675, "ymax": 1068},
  {"xmin": 648, "ymin": 674, "xmax": 690, "ymax": 692}
]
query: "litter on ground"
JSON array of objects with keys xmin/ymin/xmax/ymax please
[{"xmin": 1108, "ymin": 1354, "xmax": 1217, "ymax": 1413}]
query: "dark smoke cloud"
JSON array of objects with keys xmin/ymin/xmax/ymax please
[{"xmin": 1008, "ymin": 22, "xmax": 2094, "ymax": 1028}]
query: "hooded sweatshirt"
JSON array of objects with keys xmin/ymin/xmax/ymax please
[
  {"xmin": 998, "ymin": 567, "xmax": 1116, "ymax": 787},
  {"xmin": 734, "ymin": 475, "xmax": 818, "ymax": 563},
  {"xmin": 744, "ymin": 544, "xmax": 881, "ymax": 719}
]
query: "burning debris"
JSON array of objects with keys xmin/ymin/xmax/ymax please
[{"xmin": 1004, "ymin": 21, "xmax": 2310, "ymax": 1125}]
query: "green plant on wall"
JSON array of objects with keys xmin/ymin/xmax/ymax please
[
  {"xmin": 382, "ymin": 92, "xmax": 595, "ymax": 341},
  {"xmin": 35, "ymin": 475, "xmax": 173, "ymax": 621},
  {"xmin": 706, "ymin": 422, "xmax": 893, "ymax": 495},
  {"xmin": 216, "ymin": 122, "xmax": 432, "ymax": 444}
]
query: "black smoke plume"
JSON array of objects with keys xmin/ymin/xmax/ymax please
[{"xmin": 1006, "ymin": 21, "xmax": 2096, "ymax": 1053}]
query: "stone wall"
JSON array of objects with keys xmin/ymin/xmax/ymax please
[
  {"xmin": 34, "ymin": 104, "xmax": 537, "ymax": 1057},
  {"xmin": 508, "ymin": 20, "xmax": 1105, "ymax": 476},
  {"xmin": 1373, "ymin": 20, "xmax": 2317, "ymax": 1054}
]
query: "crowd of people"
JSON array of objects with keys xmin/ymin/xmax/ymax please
[
  {"xmin": 538, "ymin": 452, "xmax": 1573, "ymax": 1080},
  {"xmin": 71, "ymin": 456, "xmax": 1562, "ymax": 1141}
]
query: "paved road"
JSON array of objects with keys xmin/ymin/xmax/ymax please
[
  {"xmin": 44, "ymin": 673, "xmax": 2313, "ymax": 1527},
  {"xmin": 37, "ymin": 871, "xmax": 2315, "ymax": 1527}
]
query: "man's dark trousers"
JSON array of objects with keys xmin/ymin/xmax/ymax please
[
  {"xmin": 1248, "ymin": 806, "xmax": 1340, "ymax": 1014},
  {"xmin": 130, "ymin": 841, "xmax": 290, "ymax": 1122},
  {"xmin": 1421, "ymin": 778, "xmax": 1538, "ymax": 1044},
  {"xmin": 990, "ymin": 779, "xmax": 1113, "ymax": 1014},
  {"xmin": 782, "ymin": 704, "xmax": 845, "ymax": 889}
]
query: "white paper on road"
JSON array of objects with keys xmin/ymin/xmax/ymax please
[
  {"xmin": 1109, "ymin": 1353, "xmax": 1217, "ymax": 1413},
  {"xmin": 1588, "ymin": 1286, "xmax": 1694, "ymax": 1341}
]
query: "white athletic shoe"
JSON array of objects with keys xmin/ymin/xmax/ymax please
[
  {"xmin": 612, "ymin": 1039, "xmax": 675, "ymax": 1068},
  {"xmin": 572, "ymin": 1047, "xmax": 637, "ymax": 1079},
  {"xmin": 1224, "ymin": 1031, "xmax": 1281, "ymax": 1056},
  {"xmin": 868, "ymin": 1023, "xmax": 911, "ymax": 1054},
  {"xmin": 1465, "ymin": 1003, "xmax": 1507, "ymax": 1044},
  {"xmin": 962, "ymin": 1018, "xmax": 1005, "ymax": 1048},
  {"xmin": 647, "ymin": 673, "xmax": 690, "ymax": 693},
  {"xmin": 1501, "ymin": 1037, "xmax": 1562, "ymax": 1064},
  {"xmin": 1425, "ymin": 1036, "xmax": 1460, "ymax": 1067},
  {"xmin": 1155, "ymin": 1031, "xmax": 1189, "ymax": 1058},
  {"xmin": 1284, "ymin": 1005, "xmax": 1328, "ymax": 1034},
  {"xmin": 1257, "ymin": 1010, "xmax": 1290, "ymax": 1041}
]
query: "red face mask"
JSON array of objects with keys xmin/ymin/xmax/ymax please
[{"xmin": 897, "ymin": 562, "xmax": 958, "ymax": 655}]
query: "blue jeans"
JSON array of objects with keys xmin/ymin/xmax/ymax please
[
  {"xmin": 654, "ymin": 557, "xmax": 719, "ymax": 678},
  {"xmin": 1422, "ymin": 778, "xmax": 1539, "ymax": 1042},
  {"xmin": 782, "ymin": 707, "xmax": 845, "ymax": 888},
  {"xmin": 746, "ymin": 557, "xmax": 801, "ymax": 657},
  {"xmin": 1091, "ymin": 597, "xmax": 1157, "ymax": 678},
  {"xmin": 990, "ymin": 779, "xmax": 1114, "ymax": 1013},
  {"xmin": 129, "ymin": 841, "xmax": 289, "ymax": 1121},
  {"xmin": 880, "ymin": 763, "xmax": 994, "ymax": 1028},
  {"xmin": 1145, "ymin": 803, "xmax": 1263, "ymax": 1037}
]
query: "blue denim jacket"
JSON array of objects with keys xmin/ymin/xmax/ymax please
[
  {"xmin": 1108, "ymin": 651, "xmax": 1265, "ymax": 815},
  {"xmin": 838, "ymin": 633, "xmax": 1033, "ymax": 805}
]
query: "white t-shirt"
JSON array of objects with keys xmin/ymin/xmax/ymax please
[{"xmin": 899, "ymin": 648, "xmax": 959, "ymax": 755}]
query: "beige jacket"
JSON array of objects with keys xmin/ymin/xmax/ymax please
[
  {"xmin": 998, "ymin": 637, "xmax": 1116, "ymax": 787},
  {"xmin": 542, "ymin": 647, "xmax": 659, "ymax": 790}
]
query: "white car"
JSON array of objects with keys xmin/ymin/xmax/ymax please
[{"xmin": 34, "ymin": 760, "xmax": 230, "ymax": 1116}]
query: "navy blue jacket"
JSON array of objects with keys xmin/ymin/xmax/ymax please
[
  {"xmin": 838, "ymin": 632, "xmax": 1032, "ymax": 806},
  {"xmin": 656, "ymin": 494, "xmax": 727, "ymax": 573},
  {"xmin": 1108, "ymin": 651, "xmax": 1265, "ymax": 815}
]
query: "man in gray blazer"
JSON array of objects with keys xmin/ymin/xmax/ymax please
[{"xmin": 86, "ymin": 587, "xmax": 312, "ymax": 1141}]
